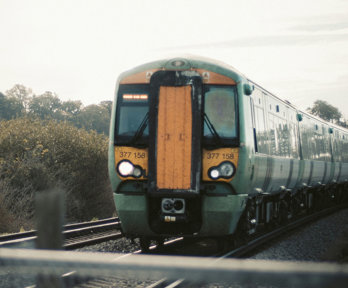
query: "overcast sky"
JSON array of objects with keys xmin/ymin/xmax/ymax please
[{"xmin": 1, "ymin": 0, "xmax": 348, "ymax": 118}]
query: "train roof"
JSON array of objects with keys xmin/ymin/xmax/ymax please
[{"xmin": 118, "ymin": 55, "xmax": 247, "ymax": 84}]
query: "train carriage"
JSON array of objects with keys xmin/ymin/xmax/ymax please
[{"xmin": 108, "ymin": 56, "xmax": 348, "ymax": 250}]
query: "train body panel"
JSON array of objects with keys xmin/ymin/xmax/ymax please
[
  {"xmin": 341, "ymin": 163, "xmax": 348, "ymax": 182},
  {"xmin": 311, "ymin": 161, "xmax": 327, "ymax": 186},
  {"xmin": 250, "ymin": 154, "xmax": 268, "ymax": 192},
  {"xmin": 268, "ymin": 157, "xmax": 292, "ymax": 193},
  {"xmin": 113, "ymin": 193, "xmax": 151, "ymax": 236},
  {"xmin": 288, "ymin": 159, "xmax": 301, "ymax": 189},
  {"xmin": 332, "ymin": 162, "xmax": 340, "ymax": 182},
  {"xmin": 300, "ymin": 160, "xmax": 312, "ymax": 187},
  {"xmin": 108, "ymin": 56, "xmax": 348, "ymax": 241},
  {"xmin": 199, "ymin": 194, "xmax": 248, "ymax": 236}
]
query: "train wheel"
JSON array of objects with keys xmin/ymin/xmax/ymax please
[{"xmin": 140, "ymin": 237, "xmax": 150, "ymax": 252}]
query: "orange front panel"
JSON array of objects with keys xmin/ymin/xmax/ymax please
[
  {"xmin": 115, "ymin": 147, "xmax": 148, "ymax": 180},
  {"xmin": 157, "ymin": 86, "xmax": 192, "ymax": 189},
  {"xmin": 120, "ymin": 69, "xmax": 159, "ymax": 84},
  {"xmin": 195, "ymin": 69, "xmax": 236, "ymax": 85},
  {"xmin": 202, "ymin": 148, "xmax": 239, "ymax": 182}
]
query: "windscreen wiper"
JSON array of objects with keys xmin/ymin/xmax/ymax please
[
  {"xmin": 129, "ymin": 112, "xmax": 149, "ymax": 146},
  {"xmin": 203, "ymin": 112, "xmax": 222, "ymax": 146}
]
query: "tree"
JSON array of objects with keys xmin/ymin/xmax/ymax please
[
  {"xmin": 75, "ymin": 104, "xmax": 110, "ymax": 135},
  {"xmin": 61, "ymin": 100, "xmax": 82, "ymax": 116},
  {"xmin": 0, "ymin": 91, "xmax": 24, "ymax": 119},
  {"xmin": 60, "ymin": 100, "xmax": 82, "ymax": 122},
  {"xmin": 307, "ymin": 100, "xmax": 342, "ymax": 123},
  {"xmin": 100, "ymin": 100, "xmax": 112, "ymax": 115},
  {"xmin": 5, "ymin": 84, "xmax": 33, "ymax": 113},
  {"xmin": 0, "ymin": 92, "xmax": 6, "ymax": 118},
  {"xmin": 28, "ymin": 91, "xmax": 62, "ymax": 119}
]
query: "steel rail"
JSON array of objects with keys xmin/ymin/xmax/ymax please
[
  {"xmin": 64, "ymin": 230, "xmax": 123, "ymax": 250},
  {"xmin": 40, "ymin": 237, "xmax": 186, "ymax": 288},
  {"xmin": 0, "ymin": 217, "xmax": 121, "ymax": 248}
]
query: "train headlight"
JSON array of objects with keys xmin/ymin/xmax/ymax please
[
  {"xmin": 208, "ymin": 161, "xmax": 235, "ymax": 180},
  {"xmin": 118, "ymin": 160, "xmax": 134, "ymax": 176},
  {"xmin": 209, "ymin": 169, "xmax": 220, "ymax": 179},
  {"xmin": 133, "ymin": 167, "xmax": 142, "ymax": 178},
  {"xmin": 220, "ymin": 162, "xmax": 234, "ymax": 177},
  {"xmin": 117, "ymin": 160, "xmax": 143, "ymax": 178}
]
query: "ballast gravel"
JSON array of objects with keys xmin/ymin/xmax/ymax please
[
  {"xmin": 77, "ymin": 209, "xmax": 348, "ymax": 263},
  {"xmin": 249, "ymin": 208, "xmax": 348, "ymax": 262},
  {"xmin": 75, "ymin": 209, "xmax": 348, "ymax": 287}
]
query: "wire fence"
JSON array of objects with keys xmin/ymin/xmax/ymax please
[{"xmin": 1, "ymin": 248, "xmax": 348, "ymax": 288}]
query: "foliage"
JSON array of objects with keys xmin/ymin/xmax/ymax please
[
  {"xmin": 28, "ymin": 91, "xmax": 62, "ymax": 119},
  {"xmin": 5, "ymin": 84, "xmax": 32, "ymax": 113},
  {"xmin": 0, "ymin": 118, "xmax": 115, "ymax": 231},
  {"xmin": 0, "ymin": 91, "xmax": 24, "ymax": 119},
  {"xmin": 1, "ymin": 84, "xmax": 111, "ymax": 135},
  {"xmin": 75, "ymin": 104, "xmax": 111, "ymax": 135},
  {"xmin": 307, "ymin": 100, "xmax": 343, "ymax": 124}
]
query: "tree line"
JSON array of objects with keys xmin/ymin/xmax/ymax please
[
  {"xmin": 2, "ymin": 84, "xmax": 346, "ymax": 131},
  {"xmin": 0, "ymin": 84, "xmax": 112, "ymax": 135},
  {"xmin": 307, "ymin": 100, "xmax": 346, "ymax": 128}
]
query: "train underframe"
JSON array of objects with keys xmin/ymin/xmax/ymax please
[
  {"xmin": 233, "ymin": 182, "xmax": 348, "ymax": 246},
  {"xmin": 115, "ymin": 181, "xmax": 347, "ymax": 252}
]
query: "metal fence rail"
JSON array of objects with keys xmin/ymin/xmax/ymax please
[{"xmin": 1, "ymin": 248, "xmax": 348, "ymax": 287}]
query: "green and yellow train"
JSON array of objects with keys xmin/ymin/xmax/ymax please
[{"xmin": 108, "ymin": 56, "xmax": 348, "ymax": 250}]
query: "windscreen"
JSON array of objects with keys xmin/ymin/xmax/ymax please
[
  {"xmin": 115, "ymin": 85, "xmax": 149, "ymax": 146},
  {"xmin": 204, "ymin": 85, "xmax": 238, "ymax": 145}
]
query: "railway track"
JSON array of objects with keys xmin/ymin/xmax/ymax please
[
  {"xmin": 0, "ymin": 217, "xmax": 121, "ymax": 249},
  {"xmin": 60, "ymin": 205, "xmax": 346, "ymax": 288},
  {"xmin": 2, "ymin": 206, "xmax": 346, "ymax": 287},
  {"xmin": 144, "ymin": 204, "xmax": 348, "ymax": 288}
]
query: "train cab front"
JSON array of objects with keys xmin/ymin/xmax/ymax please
[{"xmin": 111, "ymin": 58, "xmax": 241, "ymax": 239}]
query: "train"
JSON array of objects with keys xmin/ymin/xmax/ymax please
[{"xmin": 108, "ymin": 56, "xmax": 348, "ymax": 251}]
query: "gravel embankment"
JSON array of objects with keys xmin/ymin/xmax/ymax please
[
  {"xmin": 249, "ymin": 208, "xmax": 348, "ymax": 262},
  {"xmin": 77, "ymin": 237, "xmax": 141, "ymax": 253}
]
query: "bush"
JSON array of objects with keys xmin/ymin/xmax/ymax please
[
  {"xmin": 0, "ymin": 193, "xmax": 21, "ymax": 233},
  {"xmin": 0, "ymin": 118, "xmax": 115, "ymax": 232}
]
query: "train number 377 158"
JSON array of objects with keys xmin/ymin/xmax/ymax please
[{"xmin": 206, "ymin": 153, "xmax": 234, "ymax": 160}]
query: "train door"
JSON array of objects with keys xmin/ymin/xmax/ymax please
[
  {"xmin": 157, "ymin": 86, "xmax": 192, "ymax": 189},
  {"xmin": 250, "ymin": 89, "xmax": 269, "ymax": 191},
  {"xmin": 148, "ymin": 70, "xmax": 203, "ymax": 195}
]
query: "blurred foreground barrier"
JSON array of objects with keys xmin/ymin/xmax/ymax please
[
  {"xmin": 36, "ymin": 188, "xmax": 65, "ymax": 250},
  {"xmin": 1, "ymin": 248, "xmax": 348, "ymax": 287},
  {"xmin": 35, "ymin": 188, "xmax": 65, "ymax": 287}
]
